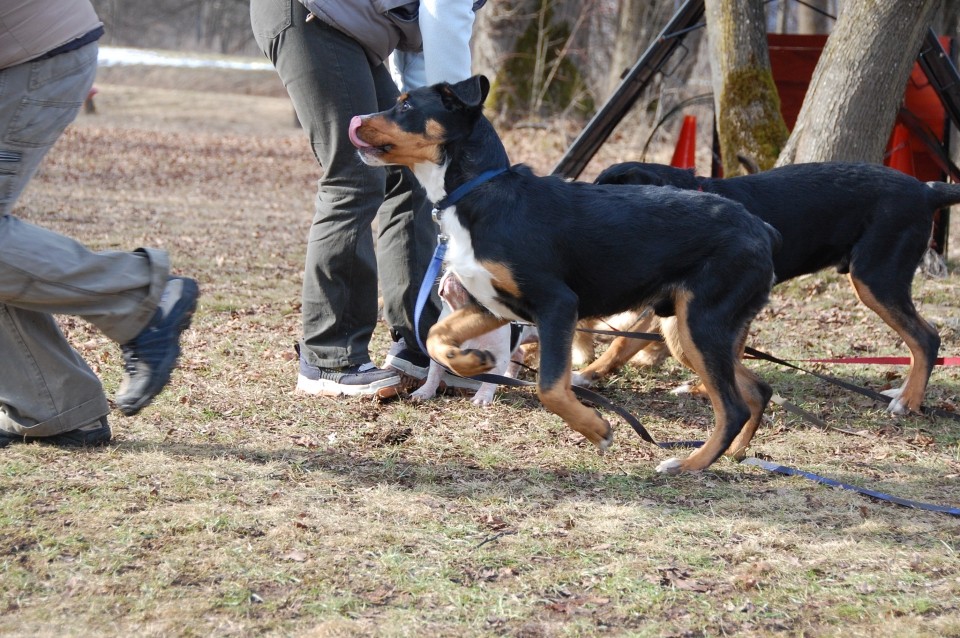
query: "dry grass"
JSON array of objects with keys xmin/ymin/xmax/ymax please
[{"xmin": 1, "ymin": 72, "xmax": 959, "ymax": 638}]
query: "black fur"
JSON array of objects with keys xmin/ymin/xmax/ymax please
[
  {"xmin": 351, "ymin": 75, "xmax": 782, "ymax": 473},
  {"xmin": 596, "ymin": 161, "xmax": 951, "ymax": 413}
]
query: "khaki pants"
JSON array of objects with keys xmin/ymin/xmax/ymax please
[{"xmin": 0, "ymin": 42, "xmax": 168, "ymax": 436}]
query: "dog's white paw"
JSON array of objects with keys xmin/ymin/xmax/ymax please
[
  {"xmin": 594, "ymin": 427, "xmax": 614, "ymax": 454},
  {"xmin": 571, "ymin": 372, "xmax": 593, "ymax": 388},
  {"xmin": 881, "ymin": 386, "xmax": 904, "ymax": 400},
  {"xmin": 409, "ymin": 388, "xmax": 438, "ymax": 402},
  {"xmin": 881, "ymin": 385, "xmax": 909, "ymax": 415},
  {"xmin": 471, "ymin": 388, "xmax": 496, "ymax": 406},
  {"xmin": 671, "ymin": 382, "xmax": 694, "ymax": 396},
  {"xmin": 656, "ymin": 458, "xmax": 683, "ymax": 475},
  {"xmin": 886, "ymin": 396, "xmax": 909, "ymax": 415}
]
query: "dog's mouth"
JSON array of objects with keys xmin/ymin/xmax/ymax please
[{"xmin": 348, "ymin": 116, "xmax": 391, "ymax": 155}]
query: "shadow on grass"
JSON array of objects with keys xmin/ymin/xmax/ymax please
[{"xmin": 115, "ymin": 430, "xmax": 960, "ymax": 530}]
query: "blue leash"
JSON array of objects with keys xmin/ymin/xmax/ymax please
[
  {"xmin": 741, "ymin": 457, "xmax": 960, "ymax": 516},
  {"xmin": 414, "ymin": 241, "xmax": 446, "ymax": 355}
]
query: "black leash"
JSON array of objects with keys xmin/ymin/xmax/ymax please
[
  {"xmin": 576, "ymin": 326, "xmax": 960, "ymax": 422},
  {"xmin": 742, "ymin": 345, "xmax": 960, "ymax": 422}
]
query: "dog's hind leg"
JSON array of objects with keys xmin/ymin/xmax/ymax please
[
  {"xmin": 536, "ymin": 293, "xmax": 614, "ymax": 451},
  {"xmin": 656, "ymin": 296, "xmax": 762, "ymax": 474},
  {"xmin": 725, "ymin": 355, "xmax": 772, "ymax": 459},
  {"xmin": 573, "ymin": 311, "xmax": 665, "ymax": 386},
  {"xmin": 847, "ymin": 272, "xmax": 940, "ymax": 414},
  {"xmin": 426, "ymin": 303, "xmax": 509, "ymax": 377}
]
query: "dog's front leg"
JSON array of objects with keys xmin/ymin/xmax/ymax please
[
  {"xmin": 426, "ymin": 303, "xmax": 508, "ymax": 377},
  {"xmin": 536, "ymin": 298, "xmax": 614, "ymax": 452}
]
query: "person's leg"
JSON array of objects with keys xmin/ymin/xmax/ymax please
[
  {"xmin": 251, "ymin": 0, "xmax": 399, "ymax": 394},
  {"xmin": 0, "ymin": 304, "xmax": 109, "ymax": 441},
  {"xmin": 0, "ymin": 43, "xmax": 196, "ymax": 437},
  {"xmin": 0, "ymin": 43, "xmax": 112, "ymax": 441}
]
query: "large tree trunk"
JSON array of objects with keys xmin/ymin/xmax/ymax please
[
  {"xmin": 705, "ymin": 0, "xmax": 789, "ymax": 175},
  {"xmin": 777, "ymin": 0, "xmax": 940, "ymax": 166}
]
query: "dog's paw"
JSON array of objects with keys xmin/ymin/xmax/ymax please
[
  {"xmin": 471, "ymin": 385, "xmax": 497, "ymax": 406},
  {"xmin": 596, "ymin": 422, "xmax": 614, "ymax": 454},
  {"xmin": 886, "ymin": 396, "xmax": 910, "ymax": 415},
  {"xmin": 656, "ymin": 458, "xmax": 683, "ymax": 475},
  {"xmin": 408, "ymin": 388, "xmax": 437, "ymax": 402},
  {"xmin": 444, "ymin": 347, "xmax": 497, "ymax": 377},
  {"xmin": 881, "ymin": 386, "xmax": 911, "ymax": 415},
  {"xmin": 571, "ymin": 372, "xmax": 594, "ymax": 388},
  {"xmin": 670, "ymin": 382, "xmax": 695, "ymax": 396},
  {"xmin": 881, "ymin": 386, "xmax": 904, "ymax": 400}
]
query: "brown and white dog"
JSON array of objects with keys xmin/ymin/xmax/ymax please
[
  {"xmin": 410, "ymin": 270, "xmax": 532, "ymax": 406},
  {"xmin": 348, "ymin": 75, "xmax": 781, "ymax": 474}
]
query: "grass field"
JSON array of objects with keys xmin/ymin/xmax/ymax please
[{"xmin": 1, "ymin": 74, "xmax": 959, "ymax": 637}]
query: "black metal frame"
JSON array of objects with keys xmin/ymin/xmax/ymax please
[{"xmin": 550, "ymin": 0, "xmax": 705, "ymax": 178}]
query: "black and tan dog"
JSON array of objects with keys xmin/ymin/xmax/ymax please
[
  {"xmin": 347, "ymin": 75, "xmax": 781, "ymax": 474},
  {"xmin": 581, "ymin": 161, "xmax": 956, "ymax": 415}
]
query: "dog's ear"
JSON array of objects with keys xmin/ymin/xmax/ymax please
[{"xmin": 440, "ymin": 75, "xmax": 489, "ymax": 110}]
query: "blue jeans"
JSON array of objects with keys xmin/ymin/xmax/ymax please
[
  {"xmin": 0, "ymin": 42, "xmax": 168, "ymax": 436},
  {"xmin": 250, "ymin": 0, "xmax": 440, "ymax": 369}
]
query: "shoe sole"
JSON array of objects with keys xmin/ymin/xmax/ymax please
[
  {"xmin": 384, "ymin": 353, "xmax": 429, "ymax": 381},
  {"xmin": 118, "ymin": 280, "xmax": 199, "ymax": 416},
  {"xmin": 296, "ymin": 373, "xmax": 400, "ymax": 397},
  {"xmin": 385, "ymin": 354, "xmax": 483, "ymax": 391}
]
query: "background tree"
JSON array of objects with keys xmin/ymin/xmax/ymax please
[
  {"xmin": 777, "ymin": 0, "xmax": 941, "ymax": 165},
  {"xmin": 797, "ymin": 0, "xmax": 833, "ymax": 35},
  {"xmin": 704, "ymin": 0, "xmax": 790, "ymax": 174},
  {"xmin": 93, "ymin": 0, "xmax": 256, "ymax": 55}
]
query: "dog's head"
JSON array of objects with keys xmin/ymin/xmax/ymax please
[
  {"xmin": 438, "ymin": 270, "xmax": 471, "ymax": 310},
  {"xmin": 595, "ymin": 162, "xmax": 700, "ymax": 189},
  {"xmin": 348, "ymin": 75, "xmax": 491, "ymax": 171}
]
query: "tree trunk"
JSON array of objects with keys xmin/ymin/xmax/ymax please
[
  {"xmin": 777, "ymin": 0, "xmax": 940, "ymax": 166},
  {"xmin": 606, "ymin": 0, "xmax": 675, "ymax": 98},
  {"xmin": 705, "ymin": 0, "xmax": 790, "ymax": 175}
]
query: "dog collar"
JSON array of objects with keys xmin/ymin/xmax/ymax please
[{"xmin": 432, "ymin": 167, "xmax": 508, "ymax": 219}]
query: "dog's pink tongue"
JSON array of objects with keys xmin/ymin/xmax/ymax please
[{"xmin": 348, "ymin": 116, "xmax": 371, "ymax": 149}]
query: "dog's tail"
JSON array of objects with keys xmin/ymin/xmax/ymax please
[{"xmin": 926, "ymin": 180, "xmax": 960, "ymax": 208}]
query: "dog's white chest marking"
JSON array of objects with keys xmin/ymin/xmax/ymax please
[
  {"xmin": 413, "ymin": 160, "xmax": 521, "ymax": 321},
  {"xmin": 439, "ymin": 210, "xmax": 521, "ymax": 321}
]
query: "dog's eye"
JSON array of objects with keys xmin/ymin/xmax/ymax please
[{"xmin": 399, "ymin": 101, "xmax": 412, "ymax": 112}]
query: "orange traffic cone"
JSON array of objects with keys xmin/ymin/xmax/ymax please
[
  {"xmin": 670, "ymin": 115, "xmax": 697, "ymax": 169},
  {"xmin": 886, "ymin": 123, "xmax": 915, "ymax": 176}
]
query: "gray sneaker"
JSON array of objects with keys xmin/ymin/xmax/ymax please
[
  {"xmin": 384, "ymin": 338, "xmax": 481, "ymax": 391},
  {"xmin": 296, "ymin": 353, "xmax": 400, "ymax": 396},
  {"xmin": 117, "ymin": 276, "xmax": 199, "ymax": 416},
  {"xmin": 0, "ymin": 416, "xmax": 111, "ymax": 448}
]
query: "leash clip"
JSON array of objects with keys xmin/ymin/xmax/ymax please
[
  {"xmin": 437, "ymin": 232, "xmax": 449, "ymax": 244},
  {"xmin": 431, "ymin": 206, "xmax": 443, "ymax": 225}
]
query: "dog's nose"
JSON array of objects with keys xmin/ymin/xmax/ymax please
[{"xmin": 348, "ymin": 116, "xmax": 371, "ymax": 149}]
